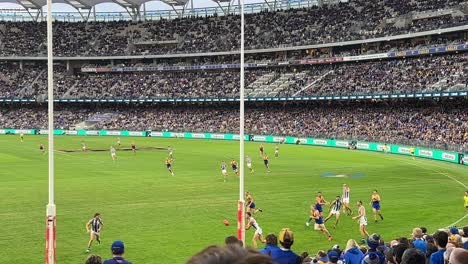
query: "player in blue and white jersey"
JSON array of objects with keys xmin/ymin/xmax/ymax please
[
  {"xmin": 342, "ymin": 184, "xmax": 353, "ymax": 215},
  {"xmin": 324, "ymin": 196, "xmax": 343, "ymax": 229},
  {"xmin": 246, "ymin": 212, "xmax": 266, "ymax": 248},
  {"xmin": 85, "ymin": 213, "xmax": 103, "ymax": 252}
]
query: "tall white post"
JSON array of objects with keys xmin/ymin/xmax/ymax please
[
  {"xmin": 45, "ymin": 1, "xmax": 56, "ymax": 263},
  {"xmin": 237, "ymin": 0, "xmax": 246, "ymax": 246}
]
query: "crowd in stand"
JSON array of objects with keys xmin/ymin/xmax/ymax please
[
  {"xmin": 84, "ymin": 227, "xmax": 468, "ymax": 264},
  {"xmin": 0, "ymin": 53, "xmax": 465, "ymax": 99},
  {"xmin": 0, "ymin": 100, "xmax": 466, "ymax": 151},
  {"xmin": 0, "ymin": 0, "xmax": 466, "ymax": 56}
]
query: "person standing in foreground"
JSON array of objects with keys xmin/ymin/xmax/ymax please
[
  {"xmin": 85, "ymin": 213, "xmax": 103, "ymax": 253},
  {"xmin": 103, "ymin": 240, "xmax": 132, "ymax": 264}
]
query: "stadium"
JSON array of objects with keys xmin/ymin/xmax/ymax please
[{"xmin": 0, "ymin": 0, "xmax": 467, "ymax": 263}]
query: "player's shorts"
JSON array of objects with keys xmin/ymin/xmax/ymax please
[
  {"xmin": 254, "ymin": 227, "xmax": 263, "ymax": 235},
  {"xmin": 331, "ymin": 209, "xmax": 340, "ymax": 215},
  {"xmin": 82, "ymin": 147, "xmax": 86, "ymax": 150},
  {"xmin": 247, "ymin": 163, "xmax": 252, "ymax": 168},
  {"xmin": 315, "ymin": 219, "xmax": 324, "ymax": 225},
  {"xmin": 372, "ymin": 203, "xmax": 380, "ymax": 210},
  {"xmin": 275, "ymin": 150, "xmax": 278, "ymax": 154},
  {"xmin": 249, "ymin": 202, "xmax": 256, "ymax": 209},
  {"xmin": 222, "ymin": 169, "xmax": 227, "ymax": 174},
  {"xmin": 166, "ymin": 164, "xmax": 171, "ymax": 169},
  {"xmin": 232, "ymin": 166, "xmax": 238, "ymax": 171},
  {"xmin": 111, "ymin": 153, "xmax": 116, "ymax": 157},
  {"xmin": 314, "ymin": 223, "xmax": 325, "ymax": 230},
  {"xmin": 169, "ymin": 152, "xmax": 173, "ymax": 156},
  {"xmin": 411, "ymin": 152, "xmax": 415, "ymax": 155},
  {"xmin": 360, "ymin": 216, "xmax": 367, "ymax": 226},
  {"xmin": 132, "ymin": 146, "xmax": 136, "ymax": 150},
  {"xmin": 263, "ymin": 160, "xmax": 268, "ymax": 165},
  {"xmin": 343, "ymin": 198, "xmax": 350, "ymax": 204}
]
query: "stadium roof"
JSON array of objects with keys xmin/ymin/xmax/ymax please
[{"xmin": 0, "ymin": 0, "xmax": 231, "ymax": 9}]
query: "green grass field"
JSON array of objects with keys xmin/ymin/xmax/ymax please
[{"xmin": 1, "ymin": 135, "xmax": 467, "ymax": 263}]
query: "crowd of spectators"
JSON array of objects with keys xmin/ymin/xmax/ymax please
[
  {"xmin": 1, "ymin": 99, "xmax": 466, "ymax": 151},
  {"xmin": 0, "ymin": 0, "xmax": 466, "ymax": 56},
  {"xmin": 212, "ymin": 227, "xmax": 468, "ymax": 264},
  {"xmin": 0, "ymin": 53, "xmax": 465, "ymax": 99}
]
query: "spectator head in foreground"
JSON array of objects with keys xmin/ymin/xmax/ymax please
[
  {"xmin": 225, "ymin": 235, "xmax": 243, "ymax": 247},
  {"xmin": 362, "ymin": 252, "xmax": 380, "ymax": 264},
  {"xmin": 278, "ymin": 228, "xmax": 294, "ymax": 249},
  {"xmin": 86, "ymin": 255, "xmax": 102, "ymax": 264},
  {"xmin": 186, "ymin": 245, "xmax": 275, "ymax": 264},
  {"xmin": 367, "ymin": 233, "xmax": 381, "ymax": 249},
  {"xmin": 102, "ymin": 240, "xmax": 132, "ymax": 264},
  {"xmin": 449, "ymin": 248, "xmax": 468, "ymax": 264},
  {"xmin": 259, "ymin": 233, "xmax": 280, "ymax": 256},
  {"xmin": 433, "ymin": 231, "xmax": 449, "ymax": 249},
  {"xmin": 400, "ymin": 248, "xmax": 425, "ymax": 264},
  {"xmin": 327, "ymin": 249, "xmax": 340, "ymax": 263},
  {"xmin": 392, "ymin": 243, "xmax": 408, "ymax": 264}
]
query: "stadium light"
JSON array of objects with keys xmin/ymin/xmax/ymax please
[
  {"xmin": 45, "ymin": 0, "xmax": 56, "ymax": 262},
  {"xmin": 237, "ymin": 0, "xmax": 245, "ymax": 246}
]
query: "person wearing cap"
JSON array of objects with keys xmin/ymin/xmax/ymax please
[
  {"xmin": 103, "ymin": 240, "xmax": 132, "ymax": 264},
  {"xmin": 361, "ymin": 252, "xmax": 380, "ymax": 264},
  {"xmin": 326, "ymin": 249, "xmax": 340, "ymax": 264},
  {"xmin": 411, "ymin": 228, "xmax": 427, "ymax": 253},
  {"xmin": 270, "ymin": 228, "xmax": 301, "ymax": 264},
  {"xmin": 361, "ymin": 234, "xmax": 385, "ymax": 264}
]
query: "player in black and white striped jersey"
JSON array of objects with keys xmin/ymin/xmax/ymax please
[
  {"xmin": 324, "ymin": 196, "xmax": 343, "ymax": 229},
  {"xmin": 85, "ymin": 213, "xmax": 103, "ymax": 253},
  {"xmin": 342, "ymin": 184, "xmax": 353, "ymax": 216}
]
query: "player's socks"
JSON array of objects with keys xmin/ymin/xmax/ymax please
[
  {"xmin": 86, "ymin": 248, "xmax": 90, "ymax": 252},
  {"xmin": 380, "ymin": 215, "xmax": 384, "ymax": 220},
  {"xmin": 258, "ymin": 208, "xmax": 263, "ymax": 213},
  {"xmin": 328, "ymin": 236, "xmax": 333, "ymax": 241}
]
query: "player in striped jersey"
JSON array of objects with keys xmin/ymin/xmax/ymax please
[
  {"xmin": 85, "ymin": 213, "xmax": 103, "ymax": 252},
  {"xmin": 246, "ymin": 156, "xmax": 254, "ymax": 173},
  {"xmin": 342, "ymin": 184, "xmax": 353, "ymax": 215},
  {"xmin": 221, "ymin": 161, "xmax": 229, "ymax": 182},
  {"xmin": 110, "ymin": 146, "xmax": 117, "ymax": 161},
  {"xmin": 245, "ymin": 212, "xmax": 266, "ymax": 248},
  {"xmin": 324, "ymin": 196, "xmax": 343, "ymax": 229}
]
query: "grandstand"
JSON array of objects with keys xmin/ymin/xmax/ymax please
[{"xmin": 0, "ymin": 0, "xmax": 467, "ymax": 263}]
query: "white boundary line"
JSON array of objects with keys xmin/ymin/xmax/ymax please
[{"xmin": 381, "ymin": 155, "xmax": 468, "ymax": 228}]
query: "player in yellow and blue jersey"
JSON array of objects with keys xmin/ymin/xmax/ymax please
[
  {"xmin": 262, "ymin": 155, "xmax": 270, "ymax": 173},
  {"xmin": 166, "ymin": 158, "xmax": 174, "ymax": 176},
  {"xmin": 230, "ymin": 160, "xmax": 239, "ymax": 175}
]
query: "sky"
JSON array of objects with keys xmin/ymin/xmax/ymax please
[{"xmin": 0, "ymin": 0, "xmax": 267, "ymax": 13}]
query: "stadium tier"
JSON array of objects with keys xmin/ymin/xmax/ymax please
[
  {"xmin": 0, "ymin": 0, "xmax": 466, "ymax": 56},
  {"xmin": 1, "ymin": 0, "xmax": 468, "ymax": 263},
  {"xmin": 1, "ymin": 100, "xmax": 466, "ymax": 152},
  {"xmin": 0, "ymin": 52, "xmax": 466, "ymax": 99}
]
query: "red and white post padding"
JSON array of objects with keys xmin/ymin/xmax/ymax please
[
  {"xmin": 237, "ymin": 200, "xmax": 245, "ymax": 244},
  {"xmin": 45, "ymin": 212, "xmax": 56, "ymax": 264}
]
